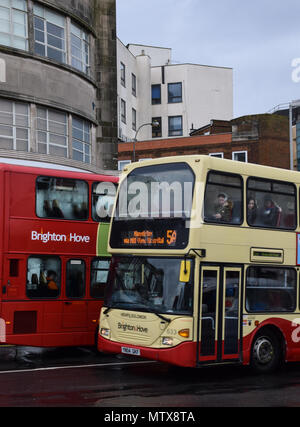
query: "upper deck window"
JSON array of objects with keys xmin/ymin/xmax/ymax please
[
  {"xmin": 247, "ymin": 177, "xmax": 296, "ymax": 229},
  {"xmin": 204, "ymin": 171, "xmax": 243, "ymax": 225},
  {"xmin": 117, "ymin": 162, "xmax": 195, "ymax": 220},
  {"xmin": 36, "ymin": 176, "xmax": 88, "ymax": 220},
  {"xmin": 92, "ymin": 181, "xmax": 117, "ymax": 222}
]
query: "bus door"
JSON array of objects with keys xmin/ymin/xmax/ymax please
[
  {"xmin": 62, "ymin": 258, "xmax": 88, "ymax": 329},
  {"xmin": 198, "ymin": 265, "xmax": 242, "ymax": 364}
]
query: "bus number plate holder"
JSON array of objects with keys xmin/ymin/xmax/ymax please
[{"xmin": 121, "ymin": 346, "xmax": 141, "ymax": 356}]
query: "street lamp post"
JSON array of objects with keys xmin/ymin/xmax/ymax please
[
  {"xmin": 132, "ymin": 121, "xmax": 159, "ymax": 162},
  {"xmin": 289, "ymin": 99, "xmax": 300, "ymax": 170}
]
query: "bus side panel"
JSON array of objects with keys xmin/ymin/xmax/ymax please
[{"xmin": 242, "ymin": 317, "xmax": 300, "ymax": 366}]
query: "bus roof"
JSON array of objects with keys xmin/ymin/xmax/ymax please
[
  {"xmin": 124, "ymin": 155, "xmax": 299, "ymax": 184},
  {"xmin": 0, "ymin": 161, "xmax": 119, "ymax": 183}
]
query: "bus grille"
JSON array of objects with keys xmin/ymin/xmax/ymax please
[{"xmin": 117, "ymin": 332, "xmax": 152, "ymax": 345}]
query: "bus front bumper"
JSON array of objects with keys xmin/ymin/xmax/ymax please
[{"xmin": 98, "ymin": 335, "xmax": 197, "ymax": 368}]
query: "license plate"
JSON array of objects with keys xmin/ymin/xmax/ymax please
[{"xmin": 121, "ymin": 346, "xmax": 141, "ymax": 356}]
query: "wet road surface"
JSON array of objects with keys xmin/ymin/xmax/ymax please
[{"xmin": 1, "ymin": 346, "xmax": 300, "ymax": 407}]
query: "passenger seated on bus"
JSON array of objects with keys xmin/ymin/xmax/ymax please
[
  {"xmin": 247, "ymin": 197, "xmax": 258, "ymax": 225},
  {"xmin": 73, "ymin": 202, "xmax": 88, "ymax": 219},
  {"xmin": 31, "ymin": 274, "xmax": 38, "ymax": 286},
  {"xmin": 52, "ymin": 199, "xmax": 64, "ymax": 218},
  {"xmin": 46, "ymin": 270, "xmax": 59, "ymax": 291},
  {"xmin": 259, "ymin": 196, "xmax": 281, "ymax": 227},
  {"xmin": 43, "ymin": 200, "xmax": 52, "ymax": 217},
  {"xmin": 212, "ymin": 193, "xmax": 233, "ymax": 222},
  {"xmin": 284, "ymin": 202, "xmax": 296, "ymax": 228}
]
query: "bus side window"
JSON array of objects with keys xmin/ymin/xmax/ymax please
[
  {"xmin": 204, "ymin": 171, "xmax": 242, "ymax": 225},
  {"xmin": 9, "ymin": 259, "xmax": 19, "ymax": 277},
  {"xmin": 66, "ymin": 259, "xmax": 86, "ymax": 298},
  {"xmin": 26, "ymin": 256, "xmax": 61, "ymax": 299},
  {"xmin": 247, "ymin": 178, "xmax": 296, "ymax": 230},
  {"xmin": 90, "ymin": 258, "xmax": 110, "ymax": 298},
  {"xmin": 36, "ymin": 176, "xmax": 88, "ymax": 221}
]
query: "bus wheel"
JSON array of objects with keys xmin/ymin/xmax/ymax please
[{"xmin": 250, "ymin": 329, "xmax": 281, "ymax": 374}]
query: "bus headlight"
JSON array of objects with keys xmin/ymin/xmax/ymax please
[
  {"xmin": 100, "ymin": 328, "xmax": 110, "ymax": 338},
  {"xmin": 162, "ymin": 337, "xmax": 173, "ymax": 346}
]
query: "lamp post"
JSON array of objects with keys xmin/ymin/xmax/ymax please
[
  {"xmin": 289, "ymin": 99, "xmax": 300, "ymax": 170},
  {"xmin": 132, "ymin": 121, "xmax": 159, "ymax": 162}
]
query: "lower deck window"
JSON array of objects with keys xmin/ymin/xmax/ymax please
[
  {"xmin": 27, "ymin": 256, "xmax": 61, "ymax": 298},
  {"xmin": 66, "ymin": 259, "xmax": 85, "ymax": 298},
  {"xmin": 90, "ymin": 258, "xmax": 110, "ymax": 298},
  {"xmin": 246, "ymin": 266, "xmax": 296, "ymax": 312}
]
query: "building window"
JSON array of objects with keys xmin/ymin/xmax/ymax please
[
  {"xmin": 232, "ymin": 151, "xmax": 248, "ymax": 162},
  {"xmin": 72, "ymin": 116, "xmax": 91, "ymax": 163},
  {"xmin": 0, "ymin": 98, "xmax": 29, "ymax": 151},
  {"xmin": 152, "ymin": 117, "xmax": 162, "ymax": 138},
  {"xmin": 132, "ymin": 108, "xmax": 136, "ymax": 131},
  {"xmin": 152, "ymin": 84, "xmax": 161, "ymax": 105},
  {"xmin": 71, "ymin": 22, "xmax": 89, "ymax": 74},
  {"xmin": 168, "ymin": 116, "xmax": 183, "ymax": 137},
  {"xmin": 209, "ymin": 153, "xmax": 224, "ymax": 158},
  {"xmin": 36, "ymin": 106, "xmax": 68, "ymax": 158},
  {"xmin": 168, "ymin": 82, "xmax": 182, "ymax": 103},
  {"xmin": 33, "ymin": 4, "xmax": 66, "ymax": 63},
  {"xmin": 118, "ymin": 160, "xmax": 131, "ymax": 171},
  {"xmin": 120, "ymin": 62, "xmax": 125, "ymax": 87},
  {"xmin": 0, "ymin": 0, "xmax": 28, "ymax": 50},
  {"xmin": 120, "ymin": 99, "xmax": 126, "ymax": 124},
  {"xmin": 132, "ymin": 73, "xmax": 136, "ymax": 96}
]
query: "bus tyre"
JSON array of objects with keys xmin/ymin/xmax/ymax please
[{"xmin": 250, "ymin": 330, "xmax": 281, "ymax": 374}]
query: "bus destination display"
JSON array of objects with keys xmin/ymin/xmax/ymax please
[
  {"xmin": 122, "ymin": 229, "xmax": 178, "ymax": 247},
  {"xmin": 110, "ymin": 219, "xmax": 189, "ymax": 250}
]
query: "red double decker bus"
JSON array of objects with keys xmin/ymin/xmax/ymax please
[{"xmin": 0, "ymin": 162, "xmax": 118, "ymax": 347}]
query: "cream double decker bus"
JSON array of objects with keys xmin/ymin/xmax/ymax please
[{"xmin": 99, "ymin": 155, "xmax": 300, "ymax": 372}]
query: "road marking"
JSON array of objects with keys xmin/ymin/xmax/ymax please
[{"xmin": 0, "ymin": 360, "xmax": 156, "ymax": 375}]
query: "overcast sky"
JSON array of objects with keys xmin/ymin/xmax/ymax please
[{"xmin": 116, "ymin": 0, "xmax": 300, "ymax": 118}]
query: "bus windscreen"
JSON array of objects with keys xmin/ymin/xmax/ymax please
[{"xmin": 110, "ymin": 163, "xmax": 195, "ymax": 249}]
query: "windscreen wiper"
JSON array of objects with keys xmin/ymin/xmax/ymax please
[
  {"xmin": 104, "ymin": 302, "xmax": 170, "ymax": 323},
  {"xmin": 136, "ymin": 303, "xmax": 171, "ymax": 323}
]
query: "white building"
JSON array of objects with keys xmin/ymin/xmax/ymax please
[{"xmin": 117, "ymin": 39, "xmax": 233, "ymax": 143}]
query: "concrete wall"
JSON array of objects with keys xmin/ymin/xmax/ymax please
[
  {"xmin": 0, "ymin": 51, "xmax": 96, "ymax": 122},
  {"xmin": 0, "ymin": 0, "xmax": 118, "ymax": 172}
]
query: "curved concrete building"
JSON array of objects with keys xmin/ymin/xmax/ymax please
[{"xmin": 0, "ymin": 0, "xmax": 118, "ymax": 172}]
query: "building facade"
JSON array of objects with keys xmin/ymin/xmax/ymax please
[
  {"xmin": 0, "ymin": 0, "xmax": 118, "ymax": 173},
  {"xmin": 117, "ymin": 40, "xmax": 233, "ymax": 144},
  {"xmin": 118, "ymin": 114, "xmax": 290, "ymax": 171}
]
